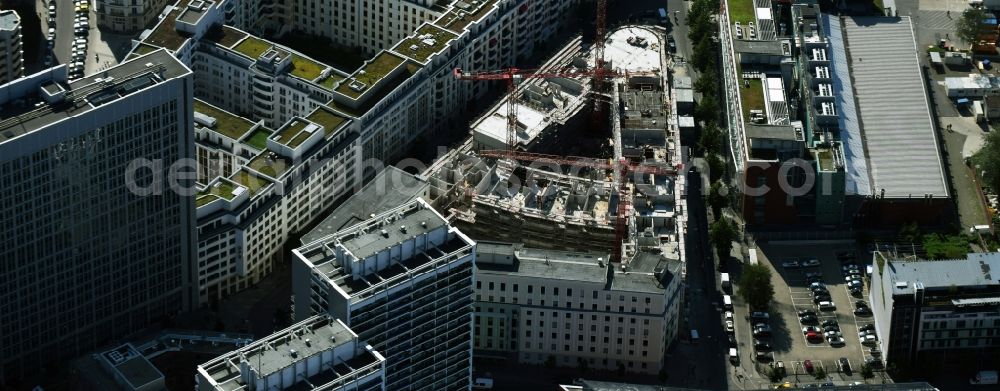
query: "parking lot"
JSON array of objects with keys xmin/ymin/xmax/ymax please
[{"xmin": 730, "ymin": 242, "xmax": 890, "ymax": 386}]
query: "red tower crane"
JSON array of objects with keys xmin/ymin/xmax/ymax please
[{"xmin": 478, "ymin": 150, "xmax": 681, "ymax": 263}]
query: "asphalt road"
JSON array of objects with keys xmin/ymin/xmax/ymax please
[{"xmin": 41, "ymin": 0, "xmax": 78, "ymax": 67}]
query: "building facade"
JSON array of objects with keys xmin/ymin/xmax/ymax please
[
  {"xmin": 0, "ymin": 50, "xmax": 196, "ymax": 383},
  {"xmin": 473, "ymin": 244, "xmax": 681, "ymax": 375},
  {"xmin": 96, "ymin": 0, "xmax": 170, "ymax": 33},
  {"xmin": 196, "ymin": 314, "xmax": 387, "ymax": 391},
  {"xmin": 0, "ymin": 9, "xmax": 24, "ymax": 85},
  {"xmin": 869, "ymin": 252, "xmax": 1000, "ymax": 372},
  {"xmin": 292, "ymin": 198, "xmax": 476, "ymax": 391}
]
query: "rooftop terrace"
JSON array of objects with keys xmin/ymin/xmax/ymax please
[
  {"xmin": 242, "ymin": 127, "xmax": 272, "ymax": 150},
  {"xmin": 271, "ymin": 119, "xmax": 315, "ymax": 148},
  {"xmin": 393, "ymin": 24, "xmax": 458, "ymax": 63},
  {"xmin": 196, "ymin": 178, "xmax": 245, "ymax": 207},
  {"xmin": 305, "ymin": 106, "xmax": 348, "ymax": 136},
  {"xmin": 144, "ymin": 5, "xmax": 188, "ymax": 51},
  {"xmin": 194, "ymin": 99, "xmax": 255, "ymax": 140},
  {"xmin": 248, "ymin": 151, "xmax": 292, "ymax": 178},
  {"xmin": 228, "ymin": 169, "xmax": 271, "ymax": 195},
  {"xmin": 437, "ymin": 0, "xmax": 500, "ymax": 34}
]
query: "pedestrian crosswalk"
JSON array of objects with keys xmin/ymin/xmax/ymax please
[{"xmin": 916, "ymin": 11, "xmax": 956, "ymax": 31}]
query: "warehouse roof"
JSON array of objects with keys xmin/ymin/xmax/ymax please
[{"xmin": 840, "ymin": 16, "xmax": 948, "ymax": 198}]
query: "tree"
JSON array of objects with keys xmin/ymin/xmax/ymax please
[
  {"xmin": 698, "ymin": 123, "xmax": 723, "ymax": 154},
  {"xmin": 706, "ymin": 152, "xmax": 725, "ymax": 183},
  {"xmin": 956, "ymin": 8, "xmax": 987, "ymax": 46},
  {"xmin": 738, "ymin": 263, "xmax": 775, "ymax": 311},
  {"xmin": 710, "ymin": 217, "xmax": 737, "ymax": 261},
  {"xmin": 861, "ymin": 363, "xmax": 875, "ymax": 380},
  {"xmin": 692, "ymin": 36, "xmax": 718, "ymax": 72},
  {"xmin": 813, "ymin": 366, "xmax": 827, "ymax": 380},
  {"xmin": 973, "ymin": 129, "xmax": 1000, "ymax": 194},
  {"xmin": 707, "ymin": 180, "xmax": 728, "ymax": 217},
  {"xmin": 695, "ymin": 69, "xmax": 718, "ymax": 96},
  {"xmin": 767, "ymin": 366, "xmax": 785, "ymax": 383},
  {"xmin": 695, "ymin": 94, "xmax": 720, "ymax": 126}
]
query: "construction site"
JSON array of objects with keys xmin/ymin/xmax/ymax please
[{"xmin": 422, "ymin": 22, "xmax": 687, "ymax": 270}]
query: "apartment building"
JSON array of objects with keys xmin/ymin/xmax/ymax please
[
  {"xmin": 138, "ymin": 0, "xmax": 579, "ymax": 165},
  {"xmin": 473, "ymin": 243, "xmax": 681, "ymax": 375},
  {"xmin": 869, "ymin": 252, "xmax": 1000, "ymax": 372},
  {"xmin": 193, "ymin": 99, "xmax": 361, "ymax": 305},
  {"xmin": 196, "ymin": 314, "xmax": 387, "ymax": 391},
  {"xmin": 96, "ymin": 0, "xmax": 170, "ymax": 32},
  {"xmin": 0, "ymin": 10, "xmax": 24, "ymax": 85},
  {"xmin": 292, "ymin": 198, "xmax": 476, "ymax": 391},
  {"xmin": 0, "ymin": 50, "xmax": 196, "ymax": 383}
]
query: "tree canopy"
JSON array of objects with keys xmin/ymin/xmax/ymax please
[
  {"xmin": 738, "ymin": 263, "xmax": 775, "ymax": 311},
  {"xmin": 709, "ymin": 217, "xmax": 737, "ymax": 261},
  {"xmin": 973, "ymin": 129, "xmax": 1000, "ymax": 194},
  {"xmin": 957, "ymin": 8, "xmax": 987, "ymax": 46}
]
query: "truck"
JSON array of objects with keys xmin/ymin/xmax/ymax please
[
  {"xmin": 721, "ymin": 273, "xmax": 731, "ymax": 290},
  {"xmin": 971, "ymin": 370, "xmax": 998, "ymax": 385}
]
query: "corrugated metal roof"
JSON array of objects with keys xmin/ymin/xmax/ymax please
[
  {"xmin": 824, "ymin": 14, "xmax": 871, "ymax": 196},
  {"xmin": 842, "ymin": 16, "xmax": 948, "ymax": 198}
]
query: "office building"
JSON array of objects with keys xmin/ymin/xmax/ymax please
[
  {"xmin": 193, "ymin": 99, "xmax": 361, "ymax": 305},
  {"xmin": 96, "ymin": 0, "xmax": 171, "ymax": 33},
  {"xmin": 869, "ymin": 252, "xmax": 1000, "ymax": 371},
  {"xmin": 292, "ymin": 198, "xmax": 476, "ymax": 391},
  {"xmin": 196, "ymin": 314, "xmax": 387, "ymax": 391},
  {"xmin": 0, "ymin": 10, "xmax": 24, "ymax": 84},
  {"xmin": 473, "ymin": 244, "xmax": 681, "ymax": 374},
  {"xmin": 0, "ymin": 49, "xmax": 196, "ymax": 382},
  {"xmin": 720, "ymin": 3, "xmax": 949, "ymax": 227},
  {"xmin": 96, "ymin": 344, "xmax": 166, "ymax": 391}
]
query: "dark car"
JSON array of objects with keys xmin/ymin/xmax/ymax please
[
  {"xmin": 860, "ymin": 324, "xmax": 875, "ymax": 332},
  {"xmin": 728, "ymin": 334, "xmax": 737, "ymax": 347},
  {"xmin": 804, "ymin": 359, "xmax": 814, "ymax": 373},
  {"xmin": 821, "ymin": 319, "xmax": 839, "ymax": 328},
  {"xmin": 754, "ymin": 341, "xmax": 771, "ymax": 351},
  {"xmin": 813, "ymin": 294, "xmax": 832, "ymax": 303},
  {"xmin": 839, "ymin": 357, "xmax": 851, "ymax": 374},
  {"xmin": 667, "ymin": 37, "xmax": 676, "ymax": 52},
  {"xmin": 823, "ymin": 325, "xmax": 840, "ymax": 332},
  {"xmin": 856, "ymin": 300, "xmax": 869, "ymax": 308},
  {"xmin": 798, "ymin": 309, "xmax": 816, "ymax": 317},
  {"xmin": 855, "ymin": 307, "xmax": 872, "ymax": 316},
  {"xmin": 800, "ymin": 314, "xmax": 818, "ymax": 324}
]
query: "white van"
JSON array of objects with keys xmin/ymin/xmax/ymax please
[
  {"xmin": 729, "ymin": 348, "xmax": 739, "ymax": 364},
  {"xmin": 723, "ymin": 295, "xmax": 733, "ymax": 310}
]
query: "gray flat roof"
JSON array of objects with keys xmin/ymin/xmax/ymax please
[
  {"xmin": 341, "ymin": 208, "xmax": 444, "ymax": 259},
  {"xmin": 733, "ymin": 39, "xmax": 786, "ymax": 56},
  {"xmin": 745, "ymin": 124, "xmax": 797, "ymax": 141},
  {"xmin": 477, "ymin": 245, "xmax": 609, "ymax": 285},
  {"xmin": 884, "ymin": 252, "xmax": 1000, "ymax": 295},
  {"xmin": 613, "ymin": 252, "xmax": 678, "ymax": 294},
  {"xmin": 115, "ymin": 357, "xmax": 163, "ymax": 389},
  {"xmin": 301, "ymin": 166, "xmax": 428, "ymax": 244},
  {"xmin": 574, "ymin": 380, "xmax": 938, "ymax": 391},
  {"xmin": 0, "ymin": 49, "xmax": 190, "ymax": 143},
  {"xmin": 241, "ymin": 316, "xmax": 357, "ymax": 377},
  {"xmin": 841, "ymin": 16, "xmax": 948, "ymax": 198},
  {"xmin": 0, "ymin": 10, "xmax": 19, "ymax": 31}
]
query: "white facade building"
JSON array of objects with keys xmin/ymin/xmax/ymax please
[
  {"xmin": 95, "ymin": 0, "xmax": 171, "ymax": 33},
  {"xmin": 292, "ymin": 198, "xmax": 476, "ymax": 391},
  {"xmin": 196, "ymin": 314, "xmax": 387, "ymax": 391},
  {"xmin": 473, "ymin": 244, "xmax": 681, "ymax": 375},
  {"xmin": 0, "ymin": 9, "xmax": 24, "ymax": 85}
]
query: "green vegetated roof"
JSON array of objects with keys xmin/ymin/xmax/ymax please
[
  {"xmin": 437, "ymin": 0, "xmax": 499, "ymax": 34},
  {"xmin": 394, "ymin": 24, "xmax": 457, "ymax": 62},
  {"xmin": 233, "ymin": 36, "xmax": 271, "ymax": 59},
  {"xmin": 817, "ymin": 149, "xmax": 834, "ymax": 171},
  {"xmin": 336, "ymin": 52, "xmax": 406, "ymax": 98},
  {"xmin": 248, "ymin": 152, "xmax": 292, "ymax": 178},
  {"xmin": 727, "ymin": 0, "xmax": 755, "ymax": 25},
  {"xmin": 144, "ymin": 6, "xmax": 188, "ymax": 51},
  {"xmin": 194, "ymin": 99, "xmax": 255, "ymax": 140},
  {"xmin": 320, "ymin": 74, "xmax": 345, "ymax": 89},
  {"xmin": 229, "ymin": 169, "xmax": 270, "ymax": 195},
  {"xmin": 271, "ymin": 119, "xmax": 310, "ymax": 147},
  {"xmin": 290, "ymin": 54, "xmax": 326, "ymax": 81},
  {"xmin": 196, "ymin": 179, "xmax": 243, "ymax": 208},
  {"xmin": 204, "ymin": 25, "xmax": 248, "ymax": 48},
  {"xmin": 196, "ymin": 194, "xmax": 219, "ymax": 207},
  {"xmin": 740, "ymin": 78, "xmax": 765, "ymax": 121},
  {"xmin": 134, "ymin": 43, "xmax": 160, "ymax": 56},
  {"xmin": 327, "ymin": 62, "xmax": 421, "ymax": 117},
  {"xmin": 306, "ymin": 107, "xmax": 348, "ymax": 135},
  {"xmin": 243, "ymin": 128, "xmax": 272, "ymax": 150}
]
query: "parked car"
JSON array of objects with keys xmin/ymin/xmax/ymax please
[
  {"xmin": 802, "ymin": 258, "xmax": 821, "ymax": 267},
  {"xmin": 800, "ymin": 314, "xmax": 818, "ymax": 324},
  {"xmin": 842, "ymin": 264, "xmax": 860, "ymax": 272},
  {"xmin": 858, "ymin": 330, "xmax": 876, "ymax": 339},
  {"xmin": 806, "ymin": 275, "xmax": 823, "ymax": 284},
  {"xmin": 839, "ymin": 357, "xmax": 852, "ymax": 373},
  {"xmin": 862, "ymin": 335, "xmax": 877, "ymax": 345},
  {"xmin": 869, "ymin": 346, "xmax": 881, "ymax": 356},
  {"xmin": 750, "ymin": 311, "xmax": 770, "ymax": 321},
  {"xmin": 806, "ymin": 332, "xmax": 823, "ymax": 343},
  {"xmin": 756, "ymin": 351, "xmax": 774, "ymax": 361},
  {"xmin": 823, "ymin": 325, "xmax": 840, "ymax": 333},
  {"xmin": 728, "ymin": 334, "xmax": 737, "ymax": 347},
  {"xmin": 813, "ymin": 294, "xmax": 832, "ymax": 303},
  {"xmin": 805, "ymin": 271, "xmax": 823, "ymax": 279},
  {"xmin": 803, "ymin": 360, "xmax": 814, "ymax": 373},
  {"xmin": 865, "ymin": 357, "xmax": 884, "ymax": 369},
  {"xmin": 754, "ymin": 341, "xmax": 771, "ymax": 351},
  {"xmin": 850, "ymin": 286, "xmax": 863, "ymax": 295},
  {"xmin": 754, "ymin": 326, "xmax": 772, "ymax": 338},
  {"xmin": 781, "ymin": 259, "xmax": 800, "ymax": 268},
  {"xmin": 798, "ymin": 309, "xmax": 816, "ymax": 317},
  {"xmin": 825, "ymin": 330, "xmax": 842, "ymax": 339},
  {"xmin": 860, "ymin": 324, "xmax": 875, "ymax": 332},
  {"xmin": 855, "ymin": 306, "xmax": 872, "ymax": 316},
  {"xmin": 802, "ymin": 326, "xmax": 821, "ymax": 334},
  {"xmin": 846, "ymin": 280, "xmax": 863, "ymax": 289},
  {"xmin": 819, "ymin": 301, "xmax": 836, "ymax": 310},
  {"xmin": 828, "ymin": 336, "xmax": 846, "ymax": 346},
  {"xmin": 725, "ymin": 320, "xmax": 735, "ymax": 333}
]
